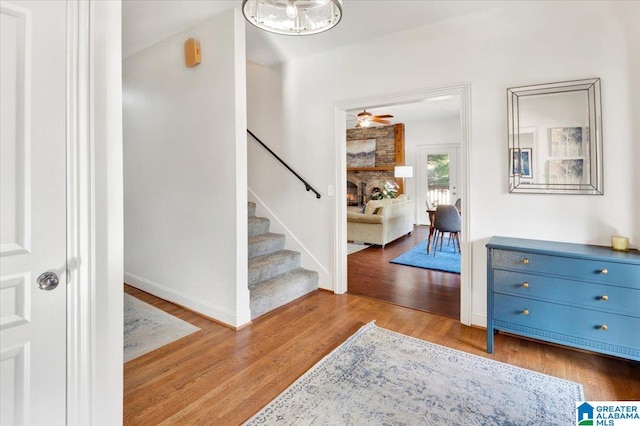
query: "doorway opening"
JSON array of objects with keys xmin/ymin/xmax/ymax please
[{"xmin": 334, "ymin": 83, "xmax": 471, "ymax": 325}]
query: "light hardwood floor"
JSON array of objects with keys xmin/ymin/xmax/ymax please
[{"xmin": 124, "ymin": 285, "xmax": 639, "ymax": 425}]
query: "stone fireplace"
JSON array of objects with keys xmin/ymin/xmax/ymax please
[
  {"xmin": 347, "ymin": 180, "xmax": 370, "ymax": 207},
  {"xmin": 346, "ymin": 181, "xmax": 358, "ymax": 206},
  {"xmin": 346, "ymin": 123, "xmax": 405, "ymax": 206}
]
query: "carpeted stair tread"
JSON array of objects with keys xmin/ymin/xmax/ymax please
[
  {"xmin": 248, "ymin": 216, "xmax": 270, "ymax": 237},
  {"xmin": 249, "ymin": 250, "xmax": 300, "ymax": 285},
  {"xmin": 249, "ymin": 268, "xmax": 319, "ymax": 319},
  {"xmin": 249, "ymin": 232, "xmax": 286, "ymax": 259},
  {"xmin": 247, "ymin": 201, "xmax": 318, "ymax": 319}
]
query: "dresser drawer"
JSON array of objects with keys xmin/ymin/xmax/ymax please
[
  {"xmin": 491, "ymin": 249, "xmax": 640, "ymax": 289},
  {"xmin": 493, "ymin": 270, "xmax": 640, "ymax": 316},
  {"xmin": 493, "ymin": 294, "xmax": 640, "ymax": 351}
]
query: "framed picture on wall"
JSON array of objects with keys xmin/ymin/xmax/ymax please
[
  {"xmin": 510, "ymin": 148, "xmax": 533, "ymax": 178},
  {"xmin": 550, "ymin": 127, "xmax": 585, "ymax": 157},
  {"xmin": 548, "ymin": 158, "xmax": 584, "ymax": 184},
  {"xmin": 346, "ymin": 139, "xmax": 376, "ymax": 167}
]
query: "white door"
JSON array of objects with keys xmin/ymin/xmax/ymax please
[
  {"xmin": 416, "ymin": 145, "xmax": 460, "ymax": 225},
  {"xmin": 1, "ymin": 1, "xmax": 67, "ymax": 424}
]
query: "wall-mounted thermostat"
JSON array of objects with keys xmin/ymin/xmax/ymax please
[{"xmin": 184, "ymin": 38, "xmax": 201, "ymax": 67}]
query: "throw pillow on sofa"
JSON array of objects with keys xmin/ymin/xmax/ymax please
[{"xmin": 363, "ymin": 198, "xmax": 394, "ymax": 215}]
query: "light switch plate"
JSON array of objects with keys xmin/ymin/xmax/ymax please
[{"xmin": 327, "ymin": 185, "xmax": 335, "ymax": 197}]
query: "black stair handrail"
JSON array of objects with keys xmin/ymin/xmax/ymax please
[{"xmin": 247, "ymin": 129, "xmax": 321, "ymax": 199}]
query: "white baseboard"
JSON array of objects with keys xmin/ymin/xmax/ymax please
[
  {"xmin": 124, "ymin": 272, "xmax": 251, "ymax": 328},
  {"xmin": 472, "ymin": 312, "xmax": 487, "ymax": 328}
]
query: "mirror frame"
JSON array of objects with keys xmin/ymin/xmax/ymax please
[{"xmin": 507, "ymin": 78, "xmax": 603, "ymax": 194}]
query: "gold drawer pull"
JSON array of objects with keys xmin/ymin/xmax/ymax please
[
  {"xmin": 522, "ymin": 282, "xmax": 529, "ymax": 288},
  {"xmin": 601, "ymin": 295, "xmax": 609, "ymax": 301},
  {"xmin": 522, "ymin": 309, "xmax": 529, "ymax": 316},
  {"xmin": 600, "ymin": 268, "xmax": 608, "ymax": 275},
  {"xmin": 600, "ymin": 324, "xmax": 608, "ymax": 331},
  {"xmin": 523, "ymin": 258, "xmax": 529, "ymax": 265}
]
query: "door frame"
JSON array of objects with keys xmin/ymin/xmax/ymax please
[
  {"xmin": 66, "ymin": 1, "xmax": 123, "ymax": 424},
  {"xmin": 416, "ymin": 144, "xmax": 460, "ymax": 225},
  {"xmin": 333, "ymin": 82, "xmax": 472, "ymax": 325}
]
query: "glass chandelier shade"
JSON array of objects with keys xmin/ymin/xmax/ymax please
[{"xmin": 242, "ymin": 0, "xmax": 343, "ymax": 36}]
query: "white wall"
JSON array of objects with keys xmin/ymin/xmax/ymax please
[
  {"xmin": 247, "ymin": 61, "xmax": 284, "ymax": 148},
  {"xmin": 246, "ymin": 61, "xmax": 332, "ymax": 287},
  {"xmin": 123, "ymin": 9, "xmax": 250, "ymax": 327},
  {"xmin": 631, "ymin": 27, "xmax": 640, "ymax": 237},
  {"xmin": 248, "ymin": 1, "xmax": 640, "ymax": 325},
  {"xmin": 406, "ymin": 117, "xmax": 461, "ymax": 154},
  {"xmin": 404, "ymin": 115, "xmax": 461, "ymax": 223},
  {"xmin": 619, "ymin": 4, "xmax": 640, "ymax": 239}
]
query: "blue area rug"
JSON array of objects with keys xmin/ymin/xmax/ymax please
[
  {"xmin": 245, "ymin": 322, "xmax": 583, "ymax": 425},
  {"xmin": 390, "ymin": 240, "xmax": 460, "ymax": 273}
]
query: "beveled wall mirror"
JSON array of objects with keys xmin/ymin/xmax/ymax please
[{"xmin": 507, "ymin": 78, "xmax": 603, "ymax": 194}]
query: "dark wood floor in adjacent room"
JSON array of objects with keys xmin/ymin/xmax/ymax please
[
  {"xmin": 347, "ymin": 224, "xmax": 460, "ymax": 319},
  {"xmin": 124, "ymin": 286, "xmax": 640, "ymax": 425}
]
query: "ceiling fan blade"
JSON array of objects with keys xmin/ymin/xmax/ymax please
[
  {"xmin": 374, "ymin": 114, "xmax": 393, "ymax": 119},
  {"xmin": 372, "ymin": 117, "xmax": 391, "ymax": 125}
]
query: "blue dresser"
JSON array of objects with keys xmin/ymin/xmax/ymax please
[{"xmin": 486, "ymin": 236, "xmax": 640, "ymax": 361}]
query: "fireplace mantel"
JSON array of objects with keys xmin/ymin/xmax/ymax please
[{"xmin": 347, "ymin": 166, "xmax": 394, "ymax": 172}]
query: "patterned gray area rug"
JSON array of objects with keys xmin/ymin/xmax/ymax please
[
  {"xmin": 245, "ymin": 322, "xmax": 583, "ymax": 425},
  {"xmin": 124, "ymin": 293, "xmax": 200, "ymax": 362}
]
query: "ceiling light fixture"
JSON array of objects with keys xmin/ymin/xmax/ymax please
[
  {"xmin": 354, "ymin": 109, "xmax": 393, "ymax": 128},
  {"xmin": 355, "ymin": 110, "xmax": 373, "ymax": 128},
  {"xmin": 242, "ymin": 0, "xmax": 343, "ymax": 36}
]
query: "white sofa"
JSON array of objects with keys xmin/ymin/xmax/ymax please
[{"xmin": 347, "ymin": 195, "xmax": 415, "ymax": 247}]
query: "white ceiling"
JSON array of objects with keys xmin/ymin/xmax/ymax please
[
  {"xmin": 122, "ymin": 1, "xmax": 511, "ymax": 65},
  {"xmin": 346, "ymin": 95, "xmax": 461, "ymax": 129},
  {"xmin": 122, "ymin": 1, "xmax": 508, "ymax": 125}
]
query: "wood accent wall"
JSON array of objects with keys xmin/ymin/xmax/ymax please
[{"xmin": 394, "ymin": 124, "xmax": 405, "ymax": 195}]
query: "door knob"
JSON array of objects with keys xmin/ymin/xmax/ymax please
[{"xmin": 37, "ymin": 272, "xmax": 59, "ymax": 291}]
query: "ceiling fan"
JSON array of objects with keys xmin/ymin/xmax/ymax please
[{"xmin": 354, "ymin": 109, "xmax": 394, "ymax": 127}]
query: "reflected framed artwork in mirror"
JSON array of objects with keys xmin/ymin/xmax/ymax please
[{"xmin": 507, "ymin": 78, "xmax": 603, "ymax": 194}]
